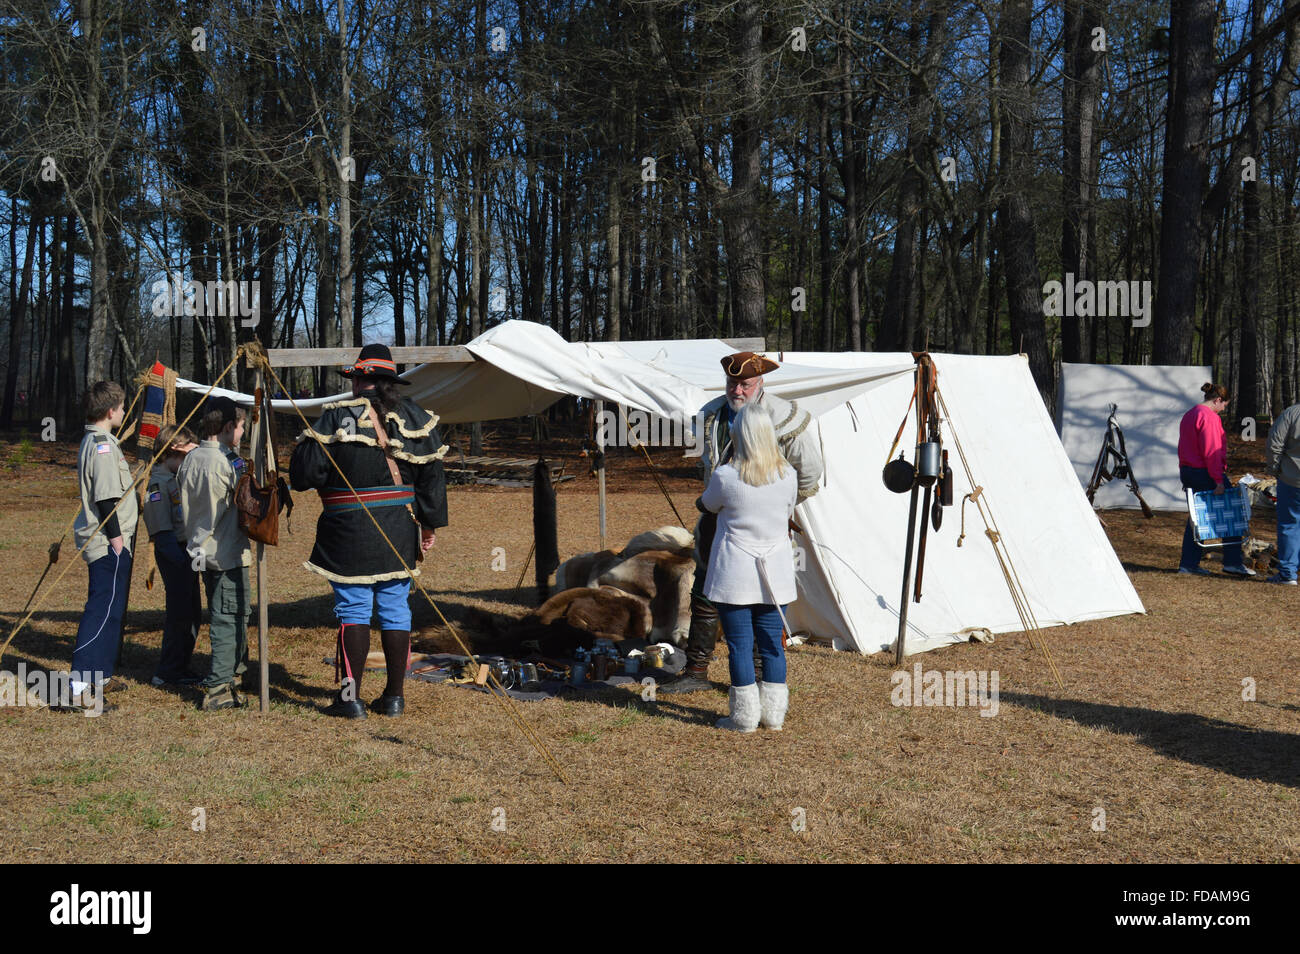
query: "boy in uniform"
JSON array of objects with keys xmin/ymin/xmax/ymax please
[
  {"xmin": 57, "ymin": 381, "xmax": 139, "ymax": 713},
  {"xmin": 178, "ymin": 397, "xmax": 250, "ymax": 711},
  {"xmin": 141, "ymin": 424, "xmax": 203, "ymax": 686}
]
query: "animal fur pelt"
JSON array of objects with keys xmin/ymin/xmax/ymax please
[
  {"xmin": 508, "ymin": 527, "xmax": 697, "ymax": 655},
  {"xmin": 555, "ymin": 525, "xmax": 694, "ymax": 589}
]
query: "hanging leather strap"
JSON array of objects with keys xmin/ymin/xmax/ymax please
[
  {"xmin": 366, "ymin": 403, "xmax": 404, "ymax": 488},
  {"xmin": 367, "ymin": 401, "xmax": 425, "ymax": 562}
]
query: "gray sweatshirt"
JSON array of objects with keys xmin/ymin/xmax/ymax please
[{"xmin": 1266, "ymin": 404, "xmax": 1300, "ymax": 489}]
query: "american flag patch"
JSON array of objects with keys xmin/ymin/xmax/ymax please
[
  {"xmin": 232, "ymin": 458, "xmax": 245, "ymax": 470},
  {"xmin": 148, "ymin": 491, "xmax": 163, "ymax": 502},
  {"xmin": 95, "ymin": 443, "xmax": 111, "ymax": 454}
]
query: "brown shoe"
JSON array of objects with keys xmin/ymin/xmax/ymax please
[{"xmin": 200, "ymin": 684, "xmax": 242, "ymax": 711}]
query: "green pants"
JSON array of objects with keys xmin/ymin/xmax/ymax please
[{"xmin": 201, "ymin": 566, "xmax": 250, "ymax": 689}]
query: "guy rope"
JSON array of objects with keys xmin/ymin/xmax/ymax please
[
  {"xmin": 249, "ymin": 346, "xmax": 569, "ymax": 784},
  {"xmin": 883, "ymin": 354, "xmax": 1063, "ymax": 689},
  {"xmin": 2, "ymin": 350, "xmax": 244, "ymax": 669},
  {"xmin": 4, "ymin": 345, "xmax": 574, "ymax": 779}
]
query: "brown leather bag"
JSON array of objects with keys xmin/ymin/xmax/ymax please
[{"xmin": 236, "ymin": 470, "xmax": 293, "ymax": 546}]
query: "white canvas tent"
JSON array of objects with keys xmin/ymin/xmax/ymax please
[
  {"xmin": 1056, "ymin": 362, "xmax": 1211, "ymax": 511},
  {"xmin": 181, "ymin": 322, "xmax": 1144, "ymax": 655}
]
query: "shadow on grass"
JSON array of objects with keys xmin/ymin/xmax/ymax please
[
  {"xmin": 531, "ymin": 681, "xmax": 722, "ymax": 727},
  {"xmin": 0, "ymin": 615, "xmax": 334, "ymax": 710},
  {"xmin": 1002, "ymin": 691, "xmax": 1300, "ymax": 788}
]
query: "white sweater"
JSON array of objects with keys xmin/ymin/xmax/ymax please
[{"xmin": 700, "ymin": 463, "xmax": 798, "ymax": 605}]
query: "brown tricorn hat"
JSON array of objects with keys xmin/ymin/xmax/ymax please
[{"xmin": 721, "ymin": 351, "xmax": 779, "ymax": 380}]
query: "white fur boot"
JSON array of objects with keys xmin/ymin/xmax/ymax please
[
  {"xmin": 758, "ymin": 681, "xmax": 789, "ymax": 731},
  {"xmin": 716, "ymin": 683, "xmax": 760, "ymax": 733}
]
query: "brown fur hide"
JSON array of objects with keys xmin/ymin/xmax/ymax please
[{"xmin": 518, "ymin": 528, "xmax": 697, "ymax": 655}]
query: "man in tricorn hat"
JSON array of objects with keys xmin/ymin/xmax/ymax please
[
  {"xmin": 661, "ymin": 351, "xmax": 823, "ymax": 693},
  {"xmin": 290, "ymin": 344, "xmax": 449, "ymax": 718}
]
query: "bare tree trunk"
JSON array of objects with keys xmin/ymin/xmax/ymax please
[
  {"xmin": 1, "ymin": 204, "xmax": 41, "ymax": 427},
  {"xmin": 838, "ymin": 12, "xmax": 862, "ymax": 351},
  {"xmin": 1062, "ymin": 0, "xmax": 1101, "ymax": 364},
  {"xmin": 818, "ymin": 95, "xmax": 833, "ymax": 351},
  {"xmin": 338, "ymin": 0, "xmax": 355, "ymax": 348},
  {"xmin": 1153, "ymin": 0, "xmax": 1215, "ymax": 364},
  {"xmin": 427, "ymin": 188, "xmax": 443, "ymax": 346},
  {"xmin": 997, "ymin": 0, "xmax": 1052, "ymax": 403},
  {"xmin": 312, "ymin": 148, "xmax": 338, "ymax": 395},
  {"xmin": 607, "ymin": 171, "xmax": 621, "ymax": 340}
]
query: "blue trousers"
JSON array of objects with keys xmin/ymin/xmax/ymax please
[
  {"xmin": 153, "ymin": 535, "xmax": 201, "ymax": 680},
  {"xmin": 1180, "ymin": 465, "xmax": 1244, "ymax": 569},
  {"xmin": 331, "ymin": 578, "xmax": 412, "ymax": 629},
  {"xmin": 1276, "ymin": 481, "xmax": 1300, "ymax": 581},
  {"xmin": 72, "ymin": 549, "xmax": 133, "ymax": 684},
  {"xmin": 715, "ymin": 602, "xmax": 787, "ymax": 687}
]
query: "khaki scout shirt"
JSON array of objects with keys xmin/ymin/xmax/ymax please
[
  {"xmin": 142, "ymin": 463, "xmax": 186, "ymax": 546},
  {"xmin": 73, "ymin": 424, "xmax": 139, "ymax": 565},
  {"xmin": 178, "ymin": 439, "xmax": 251, "ymax": 571}
]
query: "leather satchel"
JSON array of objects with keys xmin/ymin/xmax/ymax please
[{"xmin": 236, "ymin": 469, "xmax": 293, "ymax": 546}]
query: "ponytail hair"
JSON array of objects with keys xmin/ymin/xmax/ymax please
[
  {"xmin": 360, "ymin": 378, "xmax": 403, "ymax": 412},
  {"xmin": 1201, "ymin": 382, "xmax": 1228, "ymax": 403}
]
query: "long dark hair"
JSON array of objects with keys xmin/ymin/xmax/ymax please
[{"xmin": 359, "ymin": 378, "xmax": 403, "ymax": 412}]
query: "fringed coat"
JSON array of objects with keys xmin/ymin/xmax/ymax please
[{"xmin": 289, "ymin": 397, "xmax": 448, "ymax": 584}]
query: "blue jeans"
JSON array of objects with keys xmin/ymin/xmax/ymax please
[
  {"xmin": 72, "ymin": 549, "xmax": 133, "ymax": 683},
  {"xmin": 1276, "ymin": 481, "xmax": 1300, "ymax": 581},
  {"xmin": 1180, "ymin": 465, "xmax": 1244, "ymax": 569},
  {"xmin": 715, "ymin": 602, "xmax": 786, "ymax": 687},
  {"xmin": 331, "ymin": 578, "xmax": 412, "ymax": 629},
  {"xmin": 153, "ymin": 534, "xmax": 201, "ymax": 679}
]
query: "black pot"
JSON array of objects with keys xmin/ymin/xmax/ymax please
[{"xmin": 882, "ymin": 455, "xmax": 915, "ymax": 494}]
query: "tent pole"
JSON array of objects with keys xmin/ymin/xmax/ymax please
[
  {"xmin": 249, "ymin": 360, "xmax": 271, "ymax": 713},
  {"xmin": 595, "ymin": 399, "xmax": 607, "ymax": 550},
  {"xmin": 894, "ymin": 483, "xmax": 921, "ymax": 665}
]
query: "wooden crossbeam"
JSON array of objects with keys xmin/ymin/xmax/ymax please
[
  {"xmin": 267, "ymin": 346, "xmax": 473, "ymax": 367},
  {"xmin": 265, "ymin": 337, "xmax": 766, "ymax": 368}
]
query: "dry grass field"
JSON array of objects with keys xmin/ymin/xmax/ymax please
[{"xmin": 0, "ymin": 428, "xmax": 1296, "ymax": 863}]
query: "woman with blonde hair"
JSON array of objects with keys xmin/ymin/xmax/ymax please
[{"xmin": 699, "ymin": 402, "xmax": 798, "ymax": 732}]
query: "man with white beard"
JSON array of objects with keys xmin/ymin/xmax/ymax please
[{"xmin": 661, "ymin": 352, "xmax": 823, "ymax": 694}]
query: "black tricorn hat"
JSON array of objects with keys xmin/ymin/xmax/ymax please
[{"xmin": 340, "ymin": 343, "xmax": 408, "ymax": 384}]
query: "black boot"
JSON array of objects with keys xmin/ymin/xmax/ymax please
[
  {"xmin": 660, "ymin": 603, "xmax": 720, "ymax": 694},
  {"xmin": 370, "ymin": 629, "xmax": 409, "ymax": 716},
  {"xmin": 323, "ymin": 624, "xmax": 369, "ymax": 719}
]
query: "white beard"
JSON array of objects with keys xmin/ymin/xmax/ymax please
[{"xmin": 726, "ymin": 384, "xmax": 763, "ymax": 413}]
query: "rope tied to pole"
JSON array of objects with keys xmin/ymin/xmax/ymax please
[
  {"xmin": 936, "ymin": 387, "xmax": 1063, "ymax": 690},
  {"xmin": 264, "ymin": 363, "xmax": 570, "ymax": 785},
  {"xmin": 2, "ymin": 350, "xmax": 247, "ymax": 668}
]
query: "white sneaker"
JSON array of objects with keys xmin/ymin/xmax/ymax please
[{"xmin": 1222, "ymin": 565, "xmax": 1257, "ymax": 577}]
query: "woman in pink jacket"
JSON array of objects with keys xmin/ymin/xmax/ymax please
[{"xmin": 1177, "ymin": 382, "xmax": 1252, "ymax": 576}]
